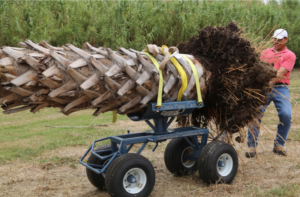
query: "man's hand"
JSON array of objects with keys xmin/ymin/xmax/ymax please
[
  {"xmin": 269, "ymin": 67, "xmax": 289, "ymax": 85},
  {"xmin": 270, "ymin": 79, "xmax": 276, "ymax": 85}
]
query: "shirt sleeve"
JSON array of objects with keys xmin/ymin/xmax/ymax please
[
  {"xmin": 280, "ymin": 53, "xmax": 296, "ymax": 72},
  {"xmin": 260, "ymin": 49, "xmax": 270, "ymax": 63}
]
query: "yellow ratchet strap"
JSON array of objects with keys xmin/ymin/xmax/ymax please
[
  {"xmin": 180, "ymin": 55, "xmax": 203, "ymax": 105},
  {"xmin": 112, "ymin": 111, "xmax": 117, "ymax": 123},
  {"xmin": 161, "ymin": 45, "xmax": 188, "ymax": 101},
  {"xmin": 143, "ymin": 51, "xmax": 164, "ymax": 108}
]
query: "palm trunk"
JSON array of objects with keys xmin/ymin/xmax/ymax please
[
  {"xmin": 0, "ymin": 40, "xmax": 207, "ymax": 116},
  {"xmin": 0, "ymin": 23, "xmax": 278, "ymax": 139}
]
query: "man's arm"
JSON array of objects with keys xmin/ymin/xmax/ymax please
[
  {"xmin": 270, "ymin": 53, "xmax": 296, "ymax": 85},
  {"xmin": 270, "ymin": 67, "xmax": 288, "ymax": 85}
]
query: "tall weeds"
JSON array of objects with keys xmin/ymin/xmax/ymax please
[{"xmin": 0, "ymin": 0, "xmax": 299, "ymax": 66}]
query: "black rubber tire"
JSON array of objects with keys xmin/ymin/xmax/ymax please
[
  {"xmin": 86, "ymin": 144, "xmax": 112, "ymax": 190},
  {"xmin": 197, "ymin": 141, "xmax": 238, "ymax": 184},
  {"xmin": 164, "ymin": 138, "xmax": 198, "ymax": 176},
  {"xmin": 105, "ymin": 153, "xmax": 155, "ymax": 197}
]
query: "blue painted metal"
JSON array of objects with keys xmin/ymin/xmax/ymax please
[
  {"xmin": 80, "ymin": 100, "xmax": 209, "ymax": 175},
  {"xmin": 221, "ymin": 130, "xmax": 227, "ymax": 141},
  {"xmin": 127, "ymin": 175, "xmax": 137, "ymax": 183},
  {"xmin": 218, "ymin": 161, "xmax": 225, "ymax": 167},
  {"xmin": 128, "ymin": 101, "xmax": 203, "ymax": 123},
  {"xmin": 214, "ymin": 130, "xmax": 227, "ymax": 141},
  {"xmin": 152, "ymin": 100, "xmax": 202, "ymax": 111},
  {"xmin": 152, "ymin": 142, "xmax": 159, "ymax": 152}
]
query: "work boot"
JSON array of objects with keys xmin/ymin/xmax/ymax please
[
  {"xmin": 273, "ymin": 146, "xmax": 287, "ymax": 156},
  {"xmin": 245, "ymin": 147, "xmax": 256, "ymax": 158}
]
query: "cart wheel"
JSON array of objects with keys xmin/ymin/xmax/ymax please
[
  {"xmin": 197, "ymin": 141, "xmax": 238, "ymax": 184},
  {"xmin": 86, "ymin": 144, "xmax": 113, "ymax": 190},
  {"xmin": 105, "ymin": 153, "xmax": 155, "ymax": 197},
  {"xmin": 164, "ymin": 138, "xmax": 197, "ymax": 176}
]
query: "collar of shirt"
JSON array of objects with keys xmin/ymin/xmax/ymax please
[{"xmin": 271, "ymin": 46, "xmax": 289, "ymax": 54}]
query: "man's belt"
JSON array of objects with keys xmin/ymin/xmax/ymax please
[{"xmin": 275, "ymin": 82, "xmax": 288, "ymax": 86}]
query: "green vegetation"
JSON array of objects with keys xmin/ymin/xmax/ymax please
[
  {"xmin": 289, "ymin": 128, "xmax": 300, "ymax": 141},
  {"xmin": 257, "ymin": 184, "xmax": 300, "ymax": 197},
  {"xmin": 0, "ymin": 0, "xmax": 299, "ymax": 66},
  {"xmin": 245, "ymin": 183, "xmax": 300, "ymax": 197},
  {"xmin": 0, "ymin": 109, "xmax": 128, "ymax": 164}
]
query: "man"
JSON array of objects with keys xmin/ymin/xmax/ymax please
[{"xmin": 245, "ymin": 29, "xmax": 296, "ymax": 157}]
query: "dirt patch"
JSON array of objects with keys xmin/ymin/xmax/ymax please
[{"xmin": 1, "ymin": 138, "xmax": 300, "ymax": 197}]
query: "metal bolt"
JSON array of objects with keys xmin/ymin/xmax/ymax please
[
  {"xmin": 226, "ymin": 158, "xmax": 228, "ymax": 160},
  {"xmin": 219, "ymin": 168, "xmax": 221, "ymax": 170},
  {"xmin": 125, "ymin": 184, "xmax": 131, "ymax": 188}
]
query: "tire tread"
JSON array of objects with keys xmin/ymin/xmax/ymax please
[
  {"xmin": 105, "ymin": 153, "xmax": 155, "ymax": 197},
  {"xmin": 86, "ymin": 144, "xmax": 111, "ymax": 190},
  {"xmin": 164, "ymin": 138, "xmax": 197, "ymax": 176},
  {"xmin": 198, "ymin": 141, "xmax": 238, "ymax": 184}
]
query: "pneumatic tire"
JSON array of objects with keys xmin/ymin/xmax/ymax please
[
  {"xmin": 164, "ymin": 138, "xmax": 198, "ymax": 176},
  {"xmin": 86, "ymin": 144, "xmax": 112, "ymax": 190},
  {"xmin": 197, "ymin": 141, "xmax": 238, "ymax": 184},
  {"xmin": 105, "ymin": 153, "xmax": 155, "ymax": 197}
]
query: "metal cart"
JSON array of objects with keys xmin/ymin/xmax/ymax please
[{"xmin": 80, "ymin": 101, "xmax": 238, "ymax": 197}]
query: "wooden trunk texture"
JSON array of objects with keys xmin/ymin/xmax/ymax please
[{"xmin": 0, "ymin": 40, "xmax": 207, "ymax": 116}]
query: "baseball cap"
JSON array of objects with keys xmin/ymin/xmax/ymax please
[{"xmin": 272, "ymin": 29, "xmax": 288, "ymax": 39}]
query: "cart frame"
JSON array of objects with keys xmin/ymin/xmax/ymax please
[{"xmin": 80, "ymin": 100, "xmax": 209, "ymax": 175}]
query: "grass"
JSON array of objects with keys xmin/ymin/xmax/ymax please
[
  {"xmin": 289, "ymin": 128, "xmax": 300, "ymax": 141},
  {"xmin": 245, "ymin": 184, "xmax": 300, "ymax": 197},
  {"xmin": 256, "ymin": 184, "xmax": 300, "ymax": 197},
  {"xmin": 39, "ymin": 156, "xmax": 79, "ymax": 169},
  {"xmin": 0, "ymin": 0, "xmax": 299, "ymax": 67},
  {"xmin": 0, "ymin": 108, "xmax": 128, "ymax": 164}
]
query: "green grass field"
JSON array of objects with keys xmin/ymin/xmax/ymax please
[{"xmin": 0, "ymin": 110, "xmax": 128, "ymax": 164}]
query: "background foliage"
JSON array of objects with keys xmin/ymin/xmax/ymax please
[{"xmin": 0, "ymin": 0, "xmax": 299, "ymax": 67}]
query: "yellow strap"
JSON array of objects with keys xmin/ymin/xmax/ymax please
[
  {"xmin": 161, "ymin": 45, "xmax": 188, "ymax": 101},
  {"xmin": 181, "ymin": 55, "xmax": 203, "ymax": 105},
  {"xmin": 112, "ymin": 110, "xmax": 117, "ymax": 123},
  {"xmin": 143, "ymin": 52, "xmax": 164, "ymax": 108}
]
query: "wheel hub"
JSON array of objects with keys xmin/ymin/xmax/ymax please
[
  {"xmin": 123, "ymin": 168, "xmax": 147, "ymax": 194},
  {"xmin": 218, "ymin": 161, "xmax": 225, "ymax": 167},
  {"xmin": 181, "ymin": 147, "xmax": 196, "ymax": 168},
  {"xmin": 127, "ymin": 175, "xmax": 137, "ymax": 183},
  {"xmin": 216, "ymin": 153, "xmax": 233, "ymax": 177},
  {"xmin": 102, "ymin": 159, "xmax": 110, "ymax": 178}
]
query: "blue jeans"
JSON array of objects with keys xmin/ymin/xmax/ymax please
[{"xmin": 247, "ymin": 85, "xmax": 292, "ymax": 147}]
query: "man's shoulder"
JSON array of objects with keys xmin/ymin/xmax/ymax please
[{"xmin": 285, "ymin": 48, "xmax": 296, "ymax": 58}]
